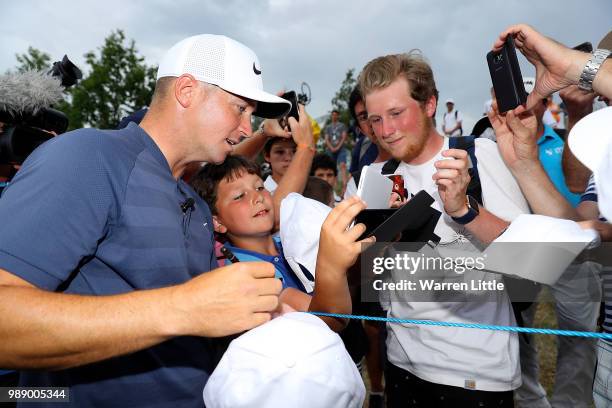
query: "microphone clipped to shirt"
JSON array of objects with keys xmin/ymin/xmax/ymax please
[{"xmin": 180, "ymin": 197, "xmax": 195, "ymax": 213}]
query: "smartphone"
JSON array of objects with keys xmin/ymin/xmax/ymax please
[{"xmin": 487, "ymin": 36, "xmax": 528, "ymax": 113}]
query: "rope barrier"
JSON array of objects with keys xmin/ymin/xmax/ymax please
[{"xmin": 309, "ymin": 312, "xmax": 612, "ymax": 340}]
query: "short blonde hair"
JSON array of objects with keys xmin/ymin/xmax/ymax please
[{"xmin": 358, "ymin": 50, "xmax": 439, "ymax": 107}]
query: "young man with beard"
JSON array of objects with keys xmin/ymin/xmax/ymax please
[{"xmin": 359, "ymin": 51, "xmax": 530, "ymax": 407}]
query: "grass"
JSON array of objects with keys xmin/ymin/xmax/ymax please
[{"xmin": 533, "ymin": 288, "xmax": 559, "ymax": 397}]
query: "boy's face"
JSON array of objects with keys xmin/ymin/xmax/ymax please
[
  {"xmin": 213, "ymin": 171, "xmax": 275, "ymax": 238},
  {"xmin": 313, "ymin": 168, "xmax": 337, "ymax": 189},
  {"xmin": 265, "ymin": 139, "xmax": 296, "ymax": 178},
  {"xmin": 366, "ymin": 77, "xmax": 433, "ymax": 164}
]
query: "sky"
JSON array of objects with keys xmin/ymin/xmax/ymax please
[{"xmin": 1, "ymin": 0, "xmax": 611, "ymax": 132}]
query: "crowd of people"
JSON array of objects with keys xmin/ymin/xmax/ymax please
[{"xmin": 0, "ymin": 23, "xmax": 611, "ymax": 408}]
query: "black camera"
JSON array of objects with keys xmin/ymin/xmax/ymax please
[
  {"xmin": 0, "ymin": 55, "xmax": 82, "ymax": 164},
  {"xmin": 277, "ymin": 82, "xmax": 311, "ymax": 128}
]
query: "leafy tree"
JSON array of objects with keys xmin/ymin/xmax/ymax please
[
  {"xmin": 15, "ymin": 46, "xmax": 51, "ymax": 73},
  {"xmin": 63, "ymin": 30, "xmax": 157, "ymax": 129},
  {"xmin": 321, "ymin": 68, "xmax": 357, "ymax": 152},
  {"xmin": 330, "ymin": 68, "xmax": 356, "ymax": 127}
]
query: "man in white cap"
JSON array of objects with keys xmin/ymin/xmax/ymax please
[
  {"xmin": 0, "ymin": 34, "xmax": 293, "ymax": 407},
  {"xmin": 442, "ymin": 98, "xmax": 463, "ymax": 137}
]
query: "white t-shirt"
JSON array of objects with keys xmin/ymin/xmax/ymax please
[
  {"xmin": 264, "ymin": 175, "xmax": 278, "ymax": 194},
  {"xmin": 370, "ymin": 137, "xmax": 529, "ymax": 391},
  {"xmin": 443, "ymin": 109, "xmax": 464, "ymax": 137}
]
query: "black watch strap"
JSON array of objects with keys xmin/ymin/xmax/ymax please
[{"xmin": 451, "ymin": 195, "xmax": 480, "ymax": 225}]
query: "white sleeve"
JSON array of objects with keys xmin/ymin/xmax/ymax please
[
  {"xmin": 456, "ymin": 110, "xmax": 463, "ymax": 122},
  {"xmin": 343, "ymin": 176, "xmax": 358, "ymax": 200},
  {"xmin": 474, "ymin": 138, "xmax": 530, "ymax": 221}
]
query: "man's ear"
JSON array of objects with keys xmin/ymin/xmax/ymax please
[
  {"xmin": 424, "ymin": 95, "xmax": 437, "ymax": 118},
  {"xmin": 174, "ymin": 74, "xmax": 199, "ymax": 108},
  {"xmin": 212, "ymin": 215, "xmax": 227, "ymax": 234}
]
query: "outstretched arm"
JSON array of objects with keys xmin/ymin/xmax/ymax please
[
  {"xmin": 494, "ymin": 24, "xmax": 612, "ymax": 110},
  {"xmin": 0, "ymin": 262, "xmax": 281, "ymax": 370},
  {"xmin": 272, "ymin": 104, "xmax": 315, "ymax": 230}
]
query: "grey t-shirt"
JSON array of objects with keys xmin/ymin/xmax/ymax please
[{"xmin": 325, "ymin": 122, "xmax": 347, "ymax": 149}]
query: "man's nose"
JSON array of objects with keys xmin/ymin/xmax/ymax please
[{"xmin": 382, "ymin": 117, "xmax": 396, "ymax": 138}]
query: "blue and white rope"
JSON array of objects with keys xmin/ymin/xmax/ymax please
[{"xmin": 309, "ymin": 312, "xmax": 612, "ymax": 340}]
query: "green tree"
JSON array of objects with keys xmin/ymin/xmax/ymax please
[
  {"xmin": 63, "ymin": 30, "xmax": 157, "ymax": 129},
  {"xmin": 15, "ymin": 46, "xmax": 51, "ymax": 73},
  {"xmin": 330, "ymin": 68, "xmax": 356, "ymax": 127}
]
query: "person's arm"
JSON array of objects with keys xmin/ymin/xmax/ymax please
[
  {"xmin": 434, "ymin": 149, "xmax": 510, "ymax": 243},
  {"xmin": 494, "ymin": 24, "xmax": 612, "ymax": 111},
  {"xmin": 308, "ymin": 196, "xmax": 374, "ymax": 331},
  {"xmin": 453, "ymin": 112, "xmax": 463, "ymax": 133},
  {"xmin": 489, "ymin": 101, "xmax": 580, "ymax": 220},
  {"xmin": 339, "ymin": 128, "xmax": 348, "ymax": 149},
  {"xmin": 233, "ymin": 120, "xmax": 291, "ymax": 160},
  {"xmin": 559, "ymin": 85, "xmax": 596, "ymax": 193},
  {"xmin": 0, "ymin": 262, "xmax": 281, "ymax": 370},
  {"xmin": 272, "ymin": 104, "xmax": 315, "ymax": 231}
]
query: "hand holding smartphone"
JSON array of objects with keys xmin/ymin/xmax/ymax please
[
  {"xmin": 487, "ymin": 36, "xmax": 528, "ymax": 113},
  {"xmin": 278, "ymin": 91, "xmax": 300, "ymax": 129}
]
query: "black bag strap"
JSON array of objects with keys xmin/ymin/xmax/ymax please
[{"xmin": 449, "ymin": 136, "xmax": 482, "ymax": 205}]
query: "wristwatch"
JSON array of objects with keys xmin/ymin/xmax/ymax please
[
  {"xmin": 451, "ymin": 195, "xmax": 480, "ymax": 225},
  {"xmin": 578, "ymin": 48, "xmax": 611, "ymax": 92}
]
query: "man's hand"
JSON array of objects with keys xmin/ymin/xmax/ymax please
[
  {"xmin": 317, "ymin": 196, "xmax": 376, "ymax": 273},
  {"xmin": 494, "ymin": 24, "xmax": 590, "ymax": 111},
  {"xmin": 560, "ymin": 85, "xmax": 596, "ymax": 125},
  {"xmin": 287, "ymin": 104, "xmax": 314, "ymax": 150},
  {"xmin": 262, "ymin": 118, "xmax": 292, "ymax": 139},
  {"xmin": 170, "ymin": 262, "xmax": 282, "ymax": 337},
  {"xmin": 488, "ymin": 100, "xmax": 539, "ymax": 171},
  {"xmin": 433, "ymin": 150, "xmax": 471, "ymax": 217},
  {"xmin": 578, "ymin": 220, "xmax": 612, "ymax": 242}
]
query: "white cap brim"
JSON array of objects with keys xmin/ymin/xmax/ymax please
[
  {"xmin": 568, "ymin": 106, "xmax": 612, "ymax": 172},
  {"xmin": 221, "ymin": 83, "xmax": 291, "ymax": 119}
]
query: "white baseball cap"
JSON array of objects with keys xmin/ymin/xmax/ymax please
[
  {"xmin": 156, "ymin": 34, "xmax": 291, "ymax": 119},
  {"xmin": 203, "ymin": 312, "xmax": 365, "ymax": 408},
  {"xmin": 445, "ymin": 98, "xmax": 454, "ymax": 104},
  {"xmin": 568, "ymin": 106, "xmax": 612, "ymax": 220},
  {"xmin": 484, "ymin": 214, "xmax": 598, "ymax": 284},
  {"xmin": 280, "ymin": 193, "xmax": 332, "ymax": 293}
]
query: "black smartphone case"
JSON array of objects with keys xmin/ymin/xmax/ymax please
[
  {"xmin": 355, "ymin": 190, "xmax": 441, "ymax": 243},
  {"xmin": 487, "ymin": 36, "xmax": 528, "ymax": 113}
]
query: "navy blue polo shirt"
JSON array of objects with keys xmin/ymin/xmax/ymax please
[{"xmin": 0, "ymin": 123, "xmax": 219, "ymax": 407}]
